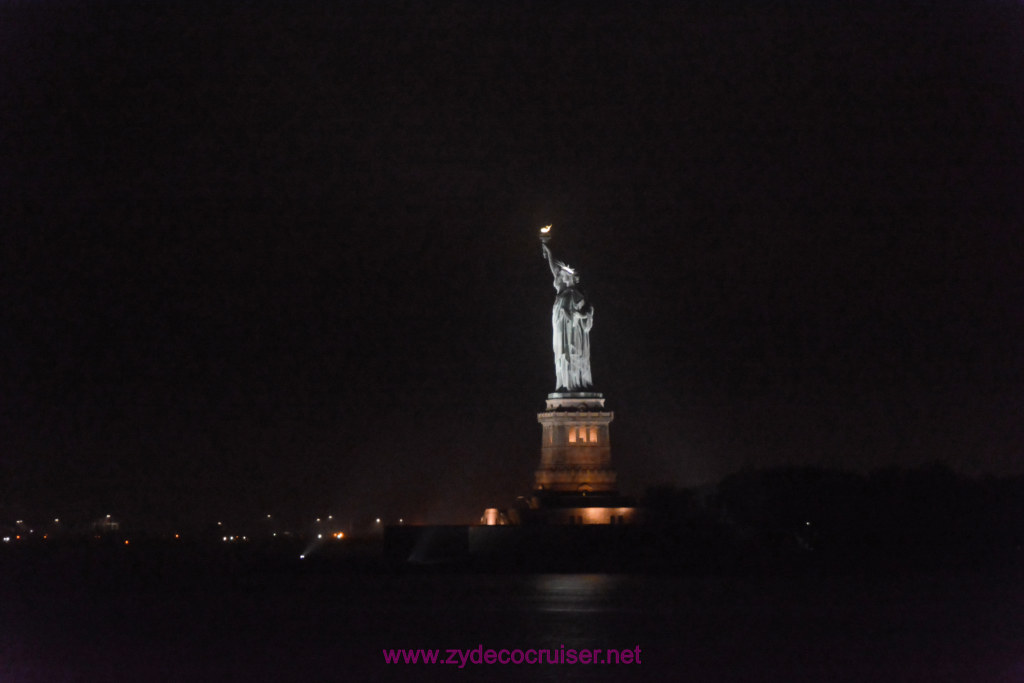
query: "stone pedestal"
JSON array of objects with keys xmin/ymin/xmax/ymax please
[{"xmin": 535, "ymin": 392, "xmax": 617, "ymax": 494}]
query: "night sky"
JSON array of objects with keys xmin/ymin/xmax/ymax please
[{"xmin": 3, "ymin": 1, "xmax": 1022, "ymax": 530}]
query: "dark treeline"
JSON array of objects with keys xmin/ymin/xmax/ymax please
[{"xmin": 642, "ymin": 464, "xmax": 1024, "ymax": 574}]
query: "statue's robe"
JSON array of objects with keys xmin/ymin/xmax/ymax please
[{"xmin": 552, "ymin": 282, "xmax": 593, "ymax": 391}]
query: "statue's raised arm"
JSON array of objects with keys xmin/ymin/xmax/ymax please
[
  {"xmin": 541, "ymin": 242, "xmax": 560, "ymax": 280},
  {"xmin": 539, "ymin": 229, "xmax": 594, "ymax": 392}
]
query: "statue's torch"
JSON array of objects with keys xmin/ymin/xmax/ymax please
[{"xmin": 539, "ymin": 225, "xmax": 552, "ymax": 243}]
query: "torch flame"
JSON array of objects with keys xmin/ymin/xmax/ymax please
[{"xmin": 540, "ymin": 225, "xmax": 552, "ymax": 233}]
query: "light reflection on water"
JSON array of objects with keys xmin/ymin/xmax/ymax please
[
  {"xmin": 5, "ymin": 562, "xmax": 1021, "ymax": 682},
  {"xmin": 367, "ymin": 570, "xmax": 1024, "ymax": 682},
  {"xmin": 516, "ymin": 573, "xmax": 638, "ymax": 659},
  {"xmin": 527, "ymin": 573, "xmax": 623, "ymax": 614},
  {"xmin": 424, "ymin": 573, "xmax": 643, "ymax": 682}
]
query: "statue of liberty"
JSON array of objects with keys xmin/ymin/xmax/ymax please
[{"xmin": 540, "ymin": 232, "xmax": 594, "ymax": 391}]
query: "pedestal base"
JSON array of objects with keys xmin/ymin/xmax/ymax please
[{"xmin": 535, "ymin": 392, "xmax": 616, "ymax": 494}]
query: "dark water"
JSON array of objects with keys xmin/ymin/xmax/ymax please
[{"xmin": 1, "ymin": 547, "xmax": 1022, "ymax": 682}]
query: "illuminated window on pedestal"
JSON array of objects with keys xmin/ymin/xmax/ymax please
[{"xmin": 568, "ymin": 427, "xmax": 598, "ymax": 444}]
